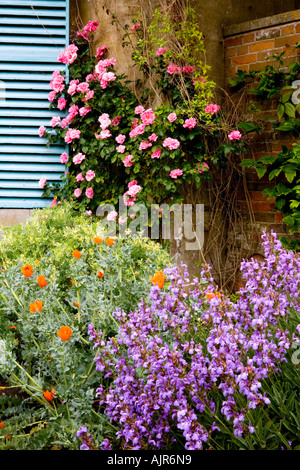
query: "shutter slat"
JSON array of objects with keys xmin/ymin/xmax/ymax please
[
  {"xmin": 0, "ymin": 8, "xmax": 66, "ymax": 17},
  {"xmin": 0, "ymin": 198, "xmax": 52, "ymax": 208}
]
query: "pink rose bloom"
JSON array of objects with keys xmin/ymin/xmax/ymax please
[
  {"xmin": 76, "ymin": 173, "xmax": 84, "ymax": 182},
  {"xmin": 65, "ymin": 128, "xmax": 81, "ymax": 143},
  {"xmin": 85, "ymin": 170, "xmax": 95, "ymax": 182},
  {"xmin": 38, "ymin": 126, "xmax": 46, "ymax": 137},
  {"xmin": 167, "ymin": 63, "xmax": 181, "ymax": 75},
  {"xmin": 182, "ymin": 65, "xmax": 195, "ymax": 74},
  {"xmin": 77, "ymin": 82, "xmax": 89, "ymax": 93},
  {"xmin": 39, "ymin": 177, "xmax": 47, "ymax": 189},
  {"xmin": 58, "ymin": 44, "xmax": 78, "ymax": 64},
  {"xmin": 148, "ymin": 133, "xmax": 158, "ymax": 142},
  {"xmin": 60, "ymin": 118, "xmax": 68, "ymax": 129},
  {"xmin": 123, "ymin": 192, "xmax": 136, "ymax": 207},
  {"xmin": 50, "ymin": 116, "xmax": 61, "ymax": 127},
  {"xmin": 68, "ymin": 104, "xmax": 79, "ymax": 117},
  {"xmin": 119, "ymin": 216, "xmax": 128, "ymax": 225},
  {"xmin": 67, "ymin": 79, "xmax": 79, "ymax": 96},
  {"xmin": 60, "ymin": 152, "xmax": 68, "ymax": 164},
  {"xmin": 84, "ymin": 90, "xmax": 94, "ymax": 101},
  {"xmin": 99, "ymin": 113, "xmax": 111, "ymax": 130},
  {"xmin": 95, "ymin": 45, "xmax": 108, "ymax": 59},
  {"xmin": 83, "ymin": 20, "xmax": 99, "ymax": 33},
  {"xmin": 156, "ymin": 47, "xmax": 167, "ymax": 56},
  {"xmin": 123, "ymin": 154, "xmax": 134, "ymax": 167},
  {"xmin": 200, "ymin": 77, "xmax": 207, "ymax": 83},
  {"xmin": 141, "ymin": 108, "xmax": 155, "ymax": 126},
  {"xmin": 101, "ymin": 71, "xmax": 116, "ymax": 84},
  {"xmin": 97, "ymin": 129, "xmax": 111, "ymax": 139},
  {"xmin": 107, "ymin": 210, "xmax": 118, "ymax": 221},
  {"xmin": 130, "ymin": 24, "xmax": 140, "ymax": 30},
  {"xmin": 77, "ymin": 30, "xmax": 89, "ymax": 41},
  {"xmin": 170, "ymin": 169, "xmax": 183, "ymax": 179},
  {"xmin": 79, "ymin": 106, "xmax": 91, "ymax": 117},
  {"xmin": 85, "ymin": 187, "xmax": 94, "ymax": 199},
  {"xmin": 167, "ymin": 113, "xmax": 177, "ymax": 123},
  {"xmin": 128, "ymin": 180, "xmax": 137, "ymax": 188},
  {"xmin": 228, "ymin": 130, "xmax": 242, "ymax": 141},
  {"xmin": 130, "ymin": 214, "xmax": 136, "ymax": 219},
  {"xmin": 74, "ymin": 188, "xmax": 82, "ymax": 198},
  {"xmin": 139, "ymin": 141, "xmax": 152, "ymax": 151},
  {"xmin": 205, "ymin": 103, "xmax": 220, "ymax": 115},
  {"xmin": 115, "ymin": 134, "xmax": 126, "ymax": 144},
  {"xmin": 163, "ymin": 137, "xmax": 180, "ymax": 150},
  {"xmin": 112, "ymin": 116, "xmax": 122, "ymax": 126},
  {"xmin": 183, "ymin": 117, "xmax": 197, "ymax": 129},
  {"xmin": 129, "ymin": 123, "xmax": 145, "ymax": 138},
  {"xmin": 86, "ymin": 74, "xmax": 96, "ymax": 82},
  {"xmin": 116, "ymin": 145, "xmax": 126, "ymax": 154},
  {"xmin": 48, "ymin": 90, "xmax": 56, "ymax": 102},
  {"xmin": 73, "ymin": 152, "xmax": 86, "ymax": 164},
  {"xmin": 135, "ymin": 105, "xmax": 145, "ymax": 115},
  {"xmin": 127, "ymin": 183, "xmax": 141, "ymax": 197},
  {"xmin": 50, "ymin": 199, "xmax": 57, "ymax": 207},
  {"xmin": 57, "ymin": 97, "xmax": 67, "ymax": 110},
  {"xmin": 86, "ymin": 210, "xmax": 92, "ymax": 216},
  {"xmin": 50, "ymin": 70, "xmax": 65, "ymax": 92},
  {"xmin": 151, "ymin": 149, "xmax": 161, "ymax": 159},
  {"xmin": 197, "ymin": 162, "xmax": 209, "ymax": 174}
]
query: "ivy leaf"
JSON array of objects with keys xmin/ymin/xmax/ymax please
[
  {"xmin": 277, "ymin": 103, "xmax": 285, "ymax": 120},
  {"xmin": 284, "ymin": 102, "xmax": 296, "ymax": 118},
  {"xmin": 256, "ymin": 166, "xmax": 267, "ymax": 179},
  {"xmin": 237, "ymin": 122, "xmax": 259, "ymax": 133},
  {"xmin": 240, "ymin": 158, "xmax": 256, "ymax": 167},
  {"xmin": 283, "ymin": 214, "xmax": 295, "ymax": 226},
  {"xmin": 285, "ymin": 169, "xmax": 297, "ymax": 183},
  {"xmin": 269, "ymin": 168, "xmax": 282, "ymax": 180},
  {"xmin": 275, "ymin": 198, "xmax": 286, "ymax": 210}
]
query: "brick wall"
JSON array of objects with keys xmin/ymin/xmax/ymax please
[{"xmin": 223, "ymin": 11, "xmax": 300, "ymax": 264}]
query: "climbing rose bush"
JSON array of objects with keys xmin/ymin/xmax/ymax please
[{"xmin": 80, "ymin": 231, "xmax": 300, "ymax": 450}]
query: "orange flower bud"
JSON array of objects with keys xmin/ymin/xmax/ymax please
[
  {"xmin": 43, "ymin": 388, "xmax": 55, "ymax": 401},
  {"xmin": 57, "ymin": 326, "xmax": 72, "ymax": 341},
  {"xmin": 93, "ymin": 236, "xmax": 103, "ymax": 244},
  {"xmin": 0, "ymin": 422, "xmax": 4, "ymax": 429},
  {"xmin": 149, "ymin": 271, "xmax": 167, "ymax": 289},
  {"xmin": 37, "ymin": 275, "xmax": 47, "ymax": 288},
  {"xmin": 105, "ymin": 238, "xmax": 115, "ymax": 246},
  {"xmin": 205, "ymin": 291, "xmax": 221, "ymax": 301},
  {"xmin": 72, "ymin": 250, "xmax": 81, "ymax": 258},
  {"xmin": 98, "ymin": 270, "xmax": 104, "ymax": 278}
]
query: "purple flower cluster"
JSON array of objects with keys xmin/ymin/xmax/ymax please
[{"xmin": 86, "ymin": 231, "xmax": 300, "ymax": 450}]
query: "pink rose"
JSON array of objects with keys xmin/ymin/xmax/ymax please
[
  {"xmin": 67, "ymin": 79, "xmax": 79, "ymax": 96},
  {"xmin": 85, "ymin": 170, "xmax": 95, "ymax": 182},
  {"xmin": 79, "ymin": 106, "xmax": 91, "ymax": 116},
  {"xmin": 228, "ymin": 130, "xmax": 242, "ymax": 141},
  {"xmin": 112, "ymin": 116, "xmax": 122, "ymax": 126},
  {"xmin": 65, "ymin": 129, "xmax": 81, "ymax": 143},
  {"xmin": 167, "ymin": 63, "xmax": 181, "ymax": 75},
  {"xmin": 167, "ymin": 113, "xmax": 177, "ymax": 123},
  {"xmin": 107, "ymin": 211, "xmax": 118, "ymax": 221},
  {"xmin": 38, "ymin": 126, "xmax": 46, "ymax": 137},
  {"xmin": 205, "ymin": 103, "xmax": 220, "ymax": 115},
  {"xmin": 73, "ymin": 152, "xmax": 86, "ymax": 164},
  {"xmin": 183, "ymin": 117, "xmax": 197, "ymax": 129},
  {"xmin": 97, "ymin": 129, "xmax": 111, "ymax": 139},
  {"xmin": 99, "ymin": 113, "xmax": 111, "ymax": 130},
  {"xmin": 77, "ymin": 82, "xmax": 89, "ymax": 93},
  {"xmin": 130, "ymin": 24, "xmax": 140, "ymax": 31},
  {"xmin": 50, "ymin": 116, "xmax": 61, "ymax": 127},
  {"xmin": 60, "ymin": 152, "xmax": 68, "ymax": 164},
  {"xmin": 135, "ymin": 105, "xmax": 145, "ymax": 115},
  {"xmin": 84, "ymin": 90, "xmax": 94, "ymax": 101},
  {"xmin": 74, "ymin": 188, "xmax": 82, "ymax": 198},
  {"xmin": 58, "ymin": 44, "xmax": 78, "ymax": 65},
  {"xmin": 116, "ymin": 145, "xmax": 126, "ymax": 154},
  {"xmin": 83, "ymin": 20, "xmax": 99, "ymax": 33},
  {"xmin": 197, "ymin": 162, "xmax": 209, "ymax": 174},
  {"xmin": 115, "ymin": 134, "xmax": 126, "ymax": 144},
  {"xmin": 139, "ymin": 141, "xmax": 152, "ymax": 151},
  {"xmin": 123, "ymin": 154, "xmax": 134, "ymax": 167},
  {"xmin": 119, "ymin": 216, "xmax": 128, "ymax": 225},
  {"xmin": 182, "ymin": 65, "xmax": 195, "ymax": 74},
  {"xmin": 50, "ymin": 70, "xmax": 65, "ymax": 93},
  {"xmin": 57, "ymin": 97, "xmax": 67, "ymax": 110},
  {"xmin": 156, "ymin": 47, "xmax": 167, "ymax": 56},
  {"xmin": 170, "ymin": 169, "xmax": 183, "ymax": 179},
  {"xmin": 48, "ymin": 90, "xmax": 56, "ymax": 102},
  {"xmin": 141, "ymin": 108, "xmax": 155, "ymax": 126},
  {"xmin": 76, "ymin": 173, "xmax": 84, "ymax": 182},
  {"xmin": 129, "ymin": 123, "xmax": 145, "ymax": 138},
  {"xmin": 163, "ymin": 137, "xmax": 180, "ymax": 150},
  {"xmin": 50, "ymin": 199, "xmax": 57, "ymax": 207},
  {"xmin": 148, "ymin": 133, "xmax": 158, "ymax": 142},
  {"xmin": 95, "ymin": 45, "xmax": 108, "ymax": 59},
  {"xmin": 39, "ymin": 177, "xmax": 47, "ymax": 189},
  {"xmin": 85, "ymin": 187, "xmax": 94, "ymax": 199},
  {"xmin": 151, "ymin": 149, "xmax": 161, "ymax": 159}
]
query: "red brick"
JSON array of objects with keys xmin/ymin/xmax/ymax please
[
  {"xmin": 236, "ymin": 64, "xmax": 249, "ymax": 73},
  {"xmin": 275, "ymin": 212, "xmax": 283, "ymax": 223},
  {"xmin": 224, "ymin": 36, "xmax": 243, "ymax": 47},
  {"xmin": 225, "ymin": 46, "xmax": 237, "ymax": 57},
  {"xmin": 296, "ymin": 23, "xmax": 300, "ymax": 34},
  {"xmin": 252, "ymin": 201, "xmax": 275, "ymax": 212},
  {"xmin": 242, "ymin": 32, "xmax": 255, "ymax": 44},
  {"xmin": 255, "ymin": 28, "xmax": 280, "ymax": 41},
  {"xmin": 281, "ymin": 24, "xmax": 295, "ymax": 36},
  {"xmin": 275, "ymin": 35, "xmax": 300, "ymax": 48},
  {"xmin": 249, "ymin": 40, "xmax": 275, "ymax": 52},
  {"xmin": 252, "ymin": 191, "xmax": 270, "ymax": 201},
  {"xmin": 257, "ymin": 50, "xmax": 275, "ymax": 62},
  {"xmin": 237, "ymin": 44, "xmax": 249, "ymax": 55},
  {"xmin": 232, "ymin": 53, "xmax": 256, "ymax": 65}
]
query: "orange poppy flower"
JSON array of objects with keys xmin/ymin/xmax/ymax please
[
  {"xmin": 149, "ymin": 271, "xmax": 167, "ymax": 289},
  {"xmin": 57, "ymin": 325, "xmax": 72, "ymax": 341},
  {"xmin": 37, "ymin": 275, "xmax": 47, "ymax": 288},
  {"xmin": 43, "ymin": 388, "xmax": 55, "ymax": 402},
  {"xmin": 73, "ymin": 302, "xmax": 80, "ymax": 308},
  {"xmin": 72, "ymin": 250, "xmax": 81, "ymax": 258},
  {"xmin": 205, "ymin": 291, "xmax": 221, "ymax": 301},
  {"xmin": 105, "ymin": 238, "xmax": 115, "ymax": 246},
  {"xmin": 9, "ymin": 326, "xmax": 16, "ymax": 329},
  {"xmin": 93, "ymin": 236, "xmax": 103, "ymax": 244},
  {"xmin": 98, "ymin": 270, "xmax": 104, "ymax": 278},
  {"xmin": 21, "ymin": 265, "xmax": 33, "ymax": 278},
  {"xmin": 0, "ymin": 422, "xmax": 4, "ymax": 429},
  {"xmin": 29, "ymin": 300, "xmax": 43, "ymax": 313}
]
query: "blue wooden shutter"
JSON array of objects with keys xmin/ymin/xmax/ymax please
[{"xmin": 0, "ymin": 0, "xmax": 69, "ymax": 208}]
